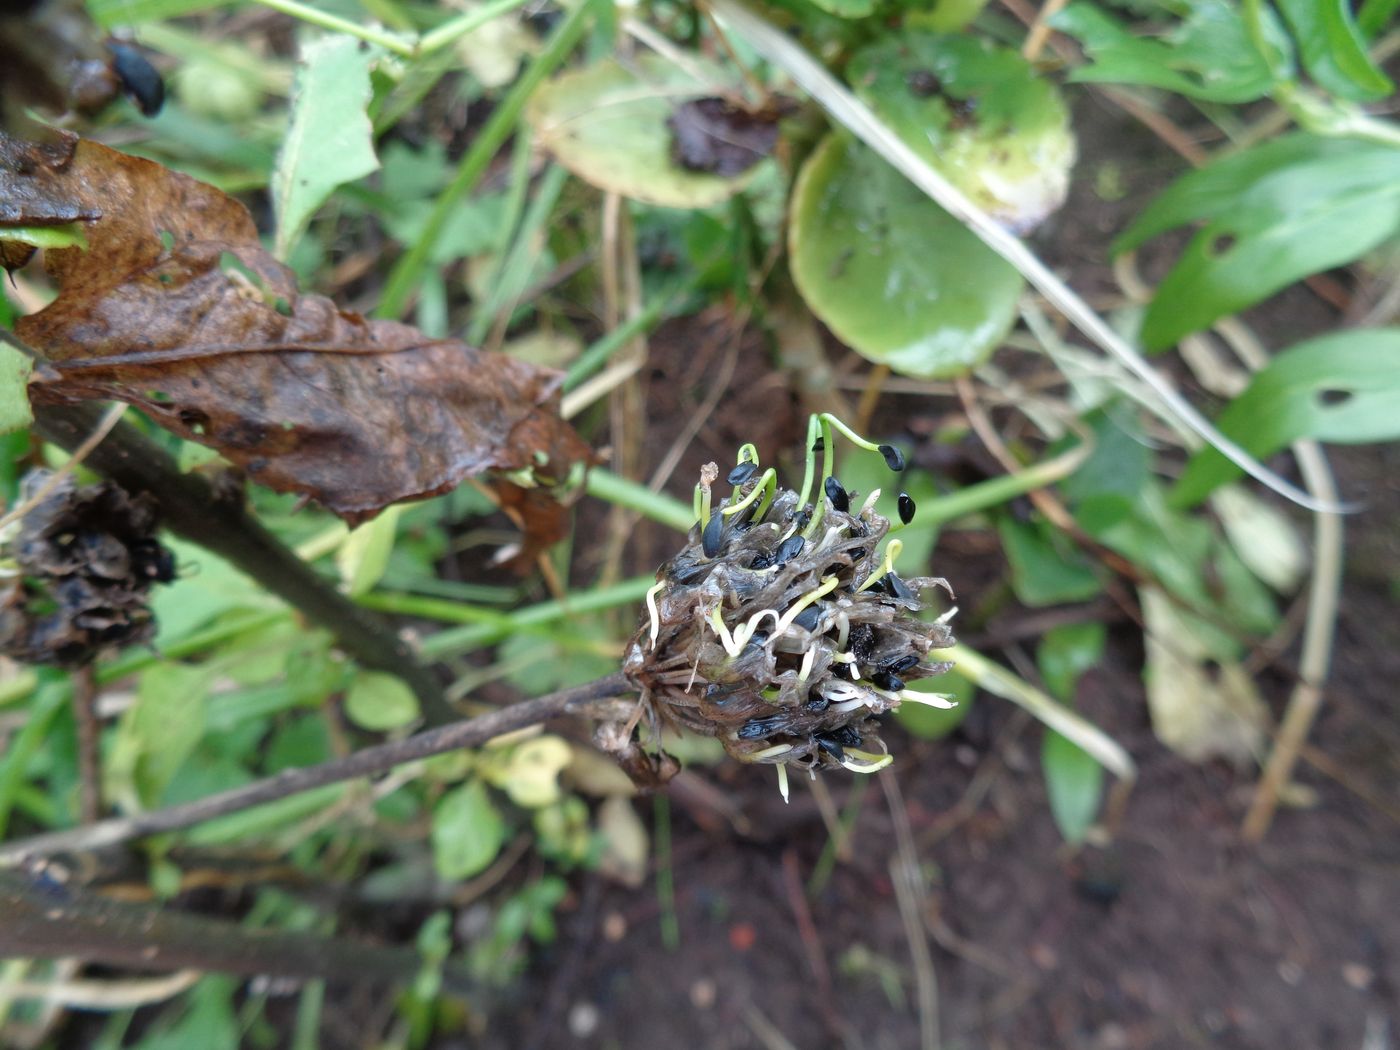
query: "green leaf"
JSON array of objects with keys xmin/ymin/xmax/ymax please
[
  {"xmin": 909, "ymin": 0, "xmax": 991, "ymax": 32},
  {"xmin": 1052, "ymin": 0, "xmax": 1291, "ymax": 103},
  {"xmin": 1036, "ymin": 622, "xmax": 1106, "ymax": 703},
  {"xmin": 432, "ymin": 780, "xmax": 507, "ymax": 881},
  {"xmin": 0, "ymin": 223, "xmax": 88, "ymax": 250},
  {"xmin": 89, "ymin": 0, "xmax": 234, "ymax": 28},
  {"xmin": 526, "ymin": 54, "xmax": 760, "ymax": 208},
  {"xmin": 848, "ymin": 31, "xmax": 1075, "ymax": 230},
  {"xmin": 0, "ymin": 343, "xmax": 33, "ymax": 436},
  {"xmin": 788, "ymin": 134, "xmax": 1022, "ymax": 378},
  {"xmin": 272, "ymin": 35, "xmax": 380, "ymax": 260},
  {"xmin": 896, "ymin": 667, "xmax": 974, "ymax": 740},
  {"xmin": 1276, "ymin": 0, "xmax": 1393, "ymax": 101},
  {"xmin": 1174, "ymin": 328, "xmax": 1400, "ymax": 505},
  {"xmin": 110, "ymin": 663, "xmax": 211, "ymax": 807},
  {"xmin": 336, "ymin": 504, "xmax": 401, "ymax": 598},
  {"xmin": 1358, "ymin": 0, "xmax": 1400, "ymax": 38},
  {"xmin": 344, "ymin": 670, "xmax": 420, "ymax": 731},
  {"xmin": 1059, "ymin": 409, "xmax": 1152, "ymax": 533},
  {"xmin": 808, "ymin": 0, "xmax": 875, "ymax": 18},
  {"xmin": 999, "ymin": 516, "xmax": 1102, "ymax": 607},
  {"xmin": 1117, "ymin": 134, "xmax": 1400, "ymax": 349},
  {"xmin": 1042, "ymin": 730, "xmax": 1103, "ymax": 845},
  {"xmin": 129, "ymin": 977, "xmax": 240, "ymax": 1050}
]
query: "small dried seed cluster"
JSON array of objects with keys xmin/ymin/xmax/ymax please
[
  {"xmin": 623, "ymin": 422, "xmax": 956, "ymax": 791},
  {"xmin": 0, "ymin": 472, "xmax": 174, "ymax": 667}
]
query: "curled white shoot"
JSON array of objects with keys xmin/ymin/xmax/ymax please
[
  {"xmin": 798, "ymin": 644, "xmax": 818, "ymax": 683},
  {"xmin": 833, "ymin": 608, "xmax": 851, "ymax": 651},
  {"xmin": 857, "ymin": 538, "xmax": 904, "ymax": 593},
  {"xmin": 840, "ymin": 747, "xmax": 894, "ymax": 773},
  {"xmin": 645, "ymin": 580, "xmax": 666, "ymax": 649}
]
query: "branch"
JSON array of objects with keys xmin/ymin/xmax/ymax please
[
  {"xmin": 30, "ymin": 400, "xmax": 453, "ymax": 723},
  {"xmin": 0, "ymin": 673, "xmax": 633, "ymax": 862}
]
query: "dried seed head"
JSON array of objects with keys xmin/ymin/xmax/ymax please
[{"xmin": 622, "ymin": 433, "xmax": 956, "ymax": 783}]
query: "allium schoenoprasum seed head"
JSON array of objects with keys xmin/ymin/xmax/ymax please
[{"xmin": 621, "ymin": 426, "xmax": 957, "ymax": 786}]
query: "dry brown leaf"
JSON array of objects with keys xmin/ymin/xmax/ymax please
[{"xmin": 1, "ymin": 131, "xmax": 592, "ymax": 563}]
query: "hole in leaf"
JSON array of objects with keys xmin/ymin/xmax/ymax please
[
  {"xmin": 178, "ymin": 408, "xmax": 209, "ymax": 434},
  {"xmin": 1317, "ymin": 388, "xmax": 1352, "ymax": 407},
  {"xmin": 146, "ymin": 389, "xmax": 172, "ymax": 403},
  {"xmin": 158, "ymin": 229, "xmax": 175, "ymax": 251},
  {"xmin": 1209, "ymin": 233, "xmax": 1237, "ymax": 257}
]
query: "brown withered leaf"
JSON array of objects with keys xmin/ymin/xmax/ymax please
[
  {"xmin": 667, "ymin": 96, "xmax": 792, "ymax": 178},
  {"xmin": 0, "ymin": 131, "xmax": 592, "ymax": 562}
]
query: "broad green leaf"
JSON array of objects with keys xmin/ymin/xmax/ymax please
[
  {"xmin": 999, "ymin": 516, "xmax": 1102, "ymax": 607},
  {"xmin": 128, "ymin": 976, "xmax": 240, "ymax": 1050},
  {"xmin": 1042, "ymin": 730, "xmax": 1103, "ymax": 844},
  {"xmin": 482, "ymin": 736, "xmax": 572, "ymax": 809},
  {"xmin": 1059, "ymin": 409, "xmax": 1152, "ymax": 533},
  {"xmin": 344, "ymin": 669, "xmax": 421, "ymax": 731},
  {"xmin": 90, "ymin": 0, "xmax": 235, "ymax": 27},
  {"xmin": 788, "ymin": 135, "xmax": 1022, "ymax": 378},
  {"xmin": 1358, "ymin": 0, "xmax": 1400, "ymax": 37},
  {"xmin": 376, "ymin": 142, "xmax": 508, "ymax": 266},
  {"xmin": 1052, "ymin": 0, "xmax": 1292, "ymax": 103},
  {"xmin": 432, "ymin": 780, "xmax": 507, "ymax": 881},
  {"xmin": 1276, "ymin": 0, "xmax": 1392, "ymax": 101},
  {"xmin": 808, "ymin": 0, "xmax": 874, "ymax": 17},
  {"xmin": 272, "ymin": 35, "xmax": 380, "ymax": 259},
  {"xmin": 337, "ymin": 504, "xmax": 401, "ymax": 597},
  {"xmin": 896, "ymin": 667, "xmax": 974, "ymax": 740},
  {"xmin": 849, "ymin": 32, "xmax": 1075, "ymax": 230},
  {"xmin": 1036, "ymin": 622, "xmax": 1105, "ymax": 703},
  {"xmin": 526, "ymin": 55, "xmax": 760, "ymax": 208},
  {"xmin": 0, "ymin": 343, "xmax": 33, "ymax": 436},
  {"xmin": 1174, "ymin": 328, "xmax": 1400, "ymax": 505},
  {"xmin": 907, "ymin": 0, "xmax": 991, "ymax": 32},
  {"xmin": 1117, "ymin": 134, "xmax": 1400, "ymax": 349},
  {"xmin": 499, "ymin": 622, "xmax": 618, "ymax": 696},
  {"xmin": 109, "ymin": 663, "xmax": 212, "ymax": 807}
]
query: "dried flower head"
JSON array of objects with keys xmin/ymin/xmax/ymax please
[
  {"xmin": 622, "ymin": 415, "xmax": 957, "ymax": 798},
  {"xmin": 0, "ymin": 472, "xmax": 174, "ymax": 667}
]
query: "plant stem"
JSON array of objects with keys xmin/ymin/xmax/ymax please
[
  {"xmin": 0, "ymin": 870, "xmax": 474, "ymax": 989},
  {"xmin": 377, "ymin": 0, "xmax": 595, "ymax": 319},
  {"xmin": 253, "ymin": 0, "xmax": 415, "ymax": 55},
  {"xmin": 418, "ymin": 0, "xmax": 534, "ymax": 54},
  {"xmin": 584, "ymin": 469, "xmax": 695, "ymax": 532},
  {"xmin": 0, "ymin": 673, "xmax": 632, "ymax": 862},
  {"xmin": 31, "ymin": 402, "xmax": 451, "ymax": 724}
]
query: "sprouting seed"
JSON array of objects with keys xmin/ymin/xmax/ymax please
[
  {"xmin": 792, "ymin": 604, "xmax": 824, "ymax": 632},
  {"xmin": 739, "ymin": 714, "xmax": 791, "ymax": 740},
  {"xmin": 831, "ymin": 725, "xmax": 863, "ymax": 747},
  {"xmin": 815, "ymin": 735, "xmax": 846, "ymax": 761},
  {"xmin": 775, "ymin": 534, "xmax": 804, "ymax": 566},
  {"xmin": 878, "ymin": 444, "xmax": 906, "ymax": 471},
  {"xmin": 702, "ymin": 512, "xmax": 726, "ymax": 558},
  {"xmin": 871, "ymin": 670, "xmax": 905, "ymax": 692},
  {"xmin": 885, "ymin": 654, "xmax": 920, "ymax": 674},
  {"xmin": 728, "ymin": 461, "xmax": 760, "ymax": 485},
  {"xmin": 898, "ymin": 492, "xmax": 916, "ymax": 525},
  {"xmin": 824, "ymin": 476, "xmax": 849, "ymax": 512}
]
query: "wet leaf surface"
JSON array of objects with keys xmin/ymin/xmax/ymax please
[{"xmin": 0, "ymin": 131, "xmax": 591, "ymax": 561}]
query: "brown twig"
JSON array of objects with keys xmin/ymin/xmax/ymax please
[
  {"xmin": 70, "ymin": 666, "xmax": 101, "ymax": 824},
  {"xmin": 0, "ymin": 673, "xmax": 633, "ymax": 862}
]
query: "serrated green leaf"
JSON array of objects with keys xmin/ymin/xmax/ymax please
[
  {"xmin": 1174, "ymin": 328, "xmax": 1400, "ymax": 505},
  {"xmin": 789, "ymin": 134, "xmax": 1022, "ymax": 379},
  {"xmin": 1276, "ymin": 0, "xmax": 1392, "ymax": 101},
  {"xmin": 1042, "ymin": 729, "xmax": 1103, "ymax": 844},
  {"xmin": 1036, "ymin": 622, "xmax": 1106, "ymax": 703},
  {"xmin": 344, "ymin": 670, "xmax": 420, "ymax": 731},
  {"xmin": 526, "ymin": 55, "xmax": 759, "ymax": 208},
  {"xmin": 0, "ymin": 343, "xmax": 33, "ymax": 436},
  {"xmin": 849, "ymin": 31, "xmax": 1075, "ymax": 230},
  {"xmin": 1052, "ymin": 0, "xmax": 1291, "ymax": 103},
  {"xmin": 432, "ymin": 780, "xmax": 506, "ymax": 881},
  {"xmin": 272, "ymin": 35, "xmax": 380, "ymax": 259},
  {"xmin": 1117, "ymin": 134, "xmax": 1400, "ymax": 349}
]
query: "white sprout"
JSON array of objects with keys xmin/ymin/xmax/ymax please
[
  {"xmin": 645, "ymin": 580, "xmax": 665, "ymax": 649},
  {"xmin": 777, "ymin": 764, "xmax": 790, "ymax": 804}
]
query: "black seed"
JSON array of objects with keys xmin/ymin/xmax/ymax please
[
  {"xmin": 804, "ymin": 694, "xmax": 830, "ymax": 713},
  {"xmin": 885, "ymin": 654, "xmax": 920, "ymax": 674},
  {"xmin": 794, "ymin": 506, "xmax": 813, "ymax": 530},
  {"xmin": 815, "ymin": 735, "xmax": 845, "ymax": 761},
  {"xmin": 879, "ymin": 444, "xmax": 906, "ymax": 471},
  {"xmin": 775, "ymin": 534, "xmax": 804, "ymax": 566},
  {"xmin": 792, "ymin": 604, "xmax": 823, "ymax": 632},
  {"xmin": 812, "ymin": 436, "xmax": 825, "ymax": 453},
  {"xmin": 745, "ymin": 629, "xmax": 772, "ymax": 653},
  {"xmin": 702, "ymin": 512, "xmax": 726, "ymax": 558},
  {"xmin": 831, "ymin": 725, "xmax": 862, "ymax": 747},
  {"xmin": 871, "ymin": 670, "xmax": 905, "ymax": 691},
  {"xmin": 728, "ymin": 461, "xmax": 759, "ymax": 485},
  {"xmin": 824, "ymin": 476, "xmax": 849, "ymax": 512},
  {"xmin": 669, "ymin": 558, "xmax": 708, "ymax": 584},
  {"xmin": 883, "ymin": 573, "xmax": 915, "ymax": 601},
  {"xmin": 848, "ymin": 623, "xmax": 876, "ymax": 664},
  {"xmin": 739, "ymin": 715, "xmax": 791, "ymax": 740},
  {"xmin": 898, "ymin": 492, "xmax": 916, "ymax": 525},
  {"xmin": 109, "ymin": 42, "xmax": 165, "ymax": 116}
]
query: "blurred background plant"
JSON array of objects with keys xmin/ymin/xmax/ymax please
[{"xmin": 1, "ymin": 0, "xmax": 1398, "ymax": 1045}]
